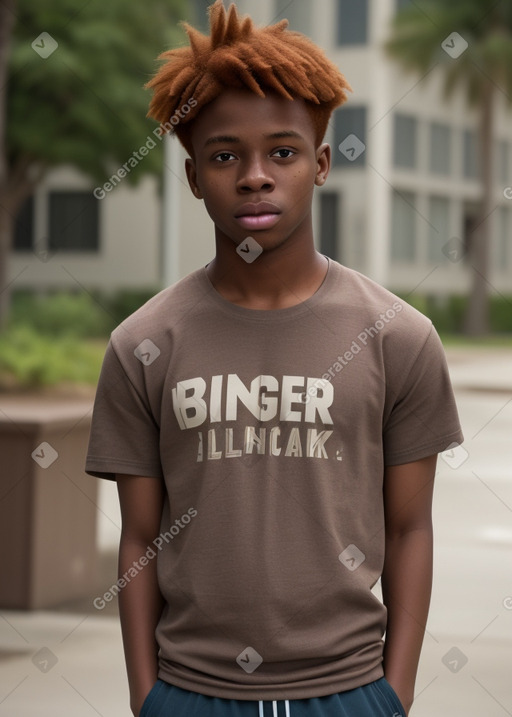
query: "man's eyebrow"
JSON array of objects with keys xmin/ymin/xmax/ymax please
[
  {"xmin": 265, "ymin": 131, "xmax": 305, "ymax": 141},
  {"xmin": 203, "ymin": 130, "xmax": 305, "ymax": 148},
  {"xmin": 204, "ymin": 135, "xmax": 240, "ymax": 148}
]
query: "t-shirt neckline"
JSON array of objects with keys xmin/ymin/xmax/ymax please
[{"xmin": 196, "ymin": 256, "xmax": 336, "ymax": 323}]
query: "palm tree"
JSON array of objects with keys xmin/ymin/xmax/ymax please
[{"xmin": 386, "ymin": 0, "xmax": 512, "ymax": 335}]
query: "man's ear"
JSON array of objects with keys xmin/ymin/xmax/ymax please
[
  {"xmin": 314, "ymin": 143, "xmax": 331, "ymax": 187},
  {"xmin": 185, "ymin": 158, "xmax": 203, "ymax": 199}
]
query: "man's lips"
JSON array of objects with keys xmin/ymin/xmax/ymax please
[
  {"xmin": 236, "ymin": 213, "xmax": 281, "ymax": 230},
  {"xmin": 234, "ymin": 201, "xmax": 281, "ymax": 231}
]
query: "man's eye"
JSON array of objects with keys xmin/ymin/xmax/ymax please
[
  {"xmin": 214, "ymin": 152, "xmax": 236, "ymax": 162},
  {"xmin": 273, "ymin": 148, "xmax": 295, "ymax": 159}
]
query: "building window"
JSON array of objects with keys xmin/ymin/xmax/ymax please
[
  {"xmin": 49, "ymin": 191, "xmax": 99, "ymax": 252},
  {"xmin": 337, "ymin": 0, "xmax": 368, "ymax": 45},
  {"xmin": 462, "ymin": 206, "xmax": 479, "ymax": 262},
  {"xmin": 274, "ymin": 0, "xmax": 311, "ymax": 34},
  {"xmin": 393, "ymin": 114, "xmax": 417, "ymax": 170},
  {"xmin": 430, "ymin": 122, "xmax": 451, "ymax": 175},
  {"xmin": 463, "ymin": 129, "xmax": 480, "ymax": 179},
  {"xmin": 391, "ymin": 190, "xmax": 417, "ymax": 262},
  {"xmin": 319, "ymin": 191, "xmax": 340, "ymax": 261},
  {"xmin": 333, "ymin": 106, "xmax": 367, "ymax": 168},
  {"xmin": 427, "ymin": 196, "xmax": 450, "ymax": 263},
  {"xmin": 13, "ymin": 195, "xmax": 35, "ymax": 251}
]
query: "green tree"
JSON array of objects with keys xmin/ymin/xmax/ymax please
[
  {"xmin": 0, "ymin": 0, "xmax": 186, "ymax": 329},
  {"xmin": 386, "ymin": 0, "xmax": 512, "ymax": 335}
]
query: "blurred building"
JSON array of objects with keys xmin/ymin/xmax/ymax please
[{"xmin": 9, "ymin": 0, "xmax": 512, "ymax": 295}]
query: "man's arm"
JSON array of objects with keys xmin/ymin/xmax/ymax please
[
  {"xmin": 381, "ymin": 454, "xmax": 437, "ymax": 716},
  {"xmin": 117, "ymin": 474, "xmax": 166, "ymax": 717}
]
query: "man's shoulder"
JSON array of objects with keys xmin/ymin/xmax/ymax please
[
  {"xmin": 109, "ymin": 268, "xmax": 204, "ymax": 350},
  {"xmin": 330, "ymin": 261, "xmax": 432, "ymax": 335}
]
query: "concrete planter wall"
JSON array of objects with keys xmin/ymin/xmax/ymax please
[{"xmin": 0, "ymin": 397, "xmax": 98, "ymax": 609}]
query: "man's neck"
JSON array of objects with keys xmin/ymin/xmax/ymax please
[{"xmin": 206, "ymin": 241, "xmax": 328, "ymax": 310}]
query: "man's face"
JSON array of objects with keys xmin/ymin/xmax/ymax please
[{"xmin": 185, "ymin": 89, "xmax": 330, "ymax": 254}]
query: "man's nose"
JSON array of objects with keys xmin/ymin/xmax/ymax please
[{"xmin": 237, "ymin": 157, "xmax": 275, "ymax": 193}]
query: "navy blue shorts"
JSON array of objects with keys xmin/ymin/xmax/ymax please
[{"xmin": 139, "ymin": 678, "xmax": 405, "ymax": 716}]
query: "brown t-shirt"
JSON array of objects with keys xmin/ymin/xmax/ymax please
[{"xmin": 86, "ymin": 258, "xmax": 463, "ymax": 700}]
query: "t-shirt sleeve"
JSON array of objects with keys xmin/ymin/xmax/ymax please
[
  {"xmin": 85, "ymin": 340, "xmax": 162, "ymax": 480},
  {"xmin": 383, "ymin": 324, "xmax": 464, "ymax": 466}
]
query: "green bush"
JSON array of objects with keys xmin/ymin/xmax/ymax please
[
  {"xmin": 490, "ymin": 297, "xmax": 512, "ymax": 333},
  {"xmin": 2, "ymin": 288, "xmax": 160, "ymax": 389},
  {"xmin": 0, "ymin": 326, "xmax": 106, "ymax": 389},
  {"xmin": 2, "ymin": 288, "xmax": 161, "ymax": 390},
  {"xmin": 395, "ymin": 293, "xmax": 512, "ymax": 335},
  {"xmin": 10, "ymin": 291, "xmax": 114, "ymax": 338},
  {"xmin": 95, "ymin": 288, "xmax": 158, "ymax": 327},
  {"xmin": 10, "ymin": 288, "xmax": 159, "ymax": 338}
]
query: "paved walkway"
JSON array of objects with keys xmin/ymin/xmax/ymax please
[{"xmin": 0, "ymin": 346, "xmax": 511, "ymax": 716}]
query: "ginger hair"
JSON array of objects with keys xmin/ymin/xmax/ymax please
[{"xmin": 145, "ymin": 0, "xmax": 351, "ymax": 154}]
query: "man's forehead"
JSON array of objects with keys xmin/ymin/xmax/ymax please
[
  {"xmin": 203, "ymin": 130, "xmax": 306, "ymax": 147},
  {"xmin": 207, "ymin": 88, "xmax": 307, "ymax": 116},
  {"xmin": 192, "ymin": 89, "xmax": 315, "ymax": 146}
]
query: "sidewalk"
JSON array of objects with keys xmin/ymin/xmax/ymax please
[
  {"xmin": 444, "ymin": 344, "xmax": 512, "ymax": 393},
  {"xmin": 0, "ymin": 346, "xmax": 511, "ymax": 717}
]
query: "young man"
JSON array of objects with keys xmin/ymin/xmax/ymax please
[{"xmin": 86, "ymin": 3, "xmax": 463, "ymax": 716}]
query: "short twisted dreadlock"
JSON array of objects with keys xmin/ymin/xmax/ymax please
[{"xmin": 145, "ymin": 0, "xmax": 351, "ymax": 154}]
